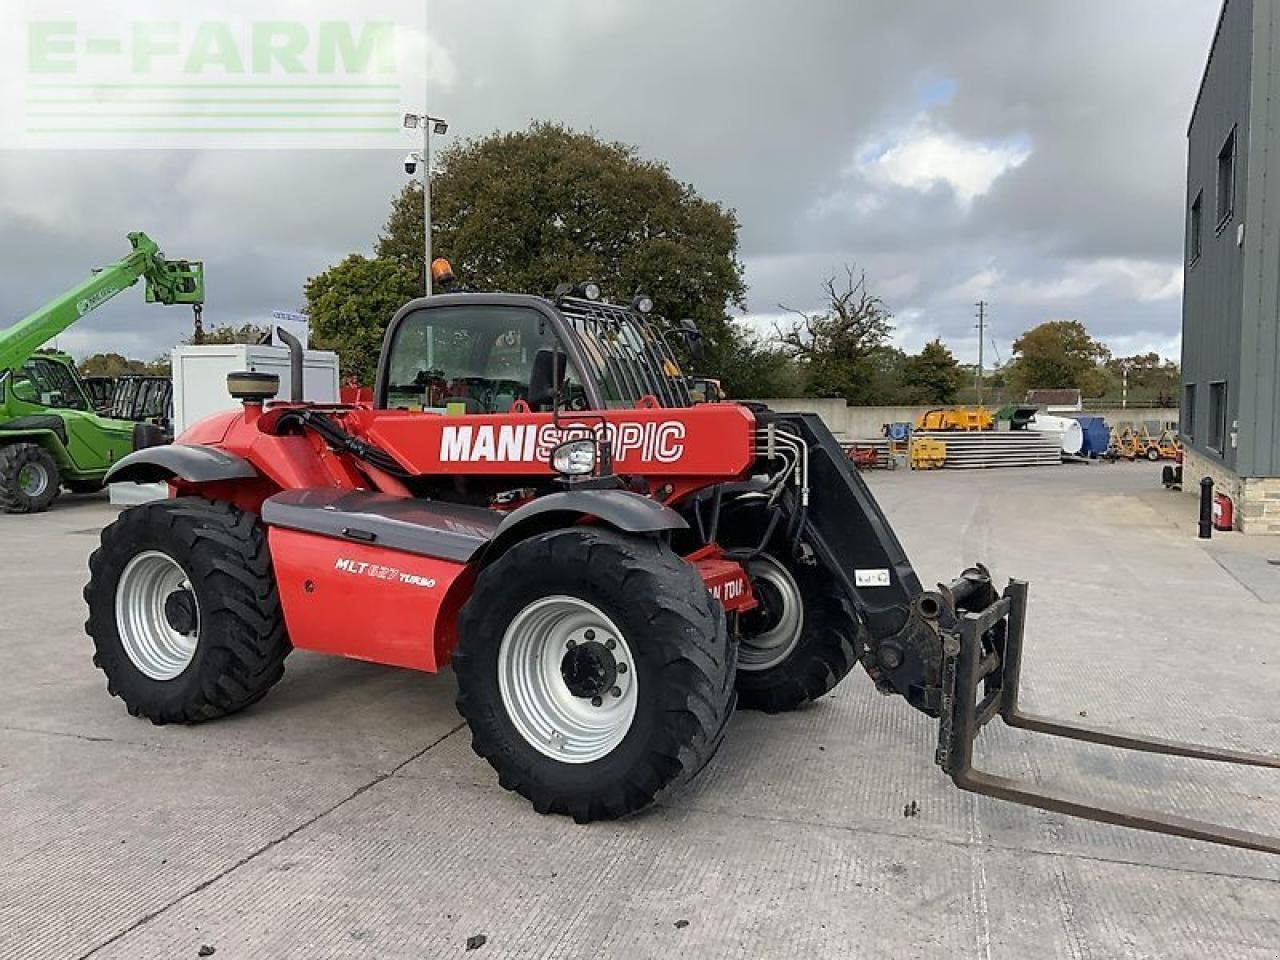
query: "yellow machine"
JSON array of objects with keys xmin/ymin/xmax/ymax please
[
  {"xmin": 910, "ymin": 437, "xmax": 947, "ymax": 469},
  {"xmin": 915, "ymin": 406, "xmax": 994, "ymax": 432}
]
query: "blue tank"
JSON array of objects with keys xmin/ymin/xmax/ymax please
[{"xmin": 1073, "ymin": 416, "xmax": 1110, "ymax": 457}]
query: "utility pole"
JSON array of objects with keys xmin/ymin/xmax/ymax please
[
  {"xmin": 974, "ymin": 300, "xmax": 987, "ymax": 405},
  {"xmin": 402, "ymin": 113, "xmax": 450, "ymax": 295}
]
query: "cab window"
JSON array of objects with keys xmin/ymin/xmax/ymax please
[
  {"xmin": 13, "ymin": 357, "xmax": 87, "ymax": 411},
  {"xmin": 384, "ymin": 306, "xmax": 589, "ymax": 412}
]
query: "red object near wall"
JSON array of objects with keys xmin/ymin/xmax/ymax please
[
  {"xmin": 1212, "ymin": 492, "xmax": 1234, "ymax": 531},
  {"xmin": 340, "ymin": 385, "xmax": 373, "ymax": 405}
]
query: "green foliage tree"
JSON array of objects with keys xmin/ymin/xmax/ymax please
[
  {"xmin": 376, "ymin": 122, "xmax": 747, "ymax": 371},
  {"xmin": 1103, "ymin": 352, "xmax": 1181, "ymax": 406},
  {"xmin": 187, "ymin": 322, "xmax": 272, "ymax": 346},
  {"xmin": 717, "ymin": 325, "xmax": 801, "ymax": 398},
  {"xmin": 777, "ymin": 267, "xmax": 895, "ymax": 403},
  {"xmin": 306, "ymin": 255, "xmax": 419, "ymax": 386},
  {"xmin": 79, "ymin": 353, "xmax": 150, "ymax": 377},
  {"xmin": 1008, "ymin": 320, "xmax": 1111, "ymax": 398},
  {"xmin": 901, "ymin": 338, "xmax": 962, "ymax": 404}
]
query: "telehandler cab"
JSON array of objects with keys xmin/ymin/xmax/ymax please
[{"xmin": 88, "ymin": 286, "xmax": 1279, "ymax": 850}]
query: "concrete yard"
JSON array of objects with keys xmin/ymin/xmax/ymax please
[{"xmin": 2, "ymin": 463, "xmax": 1278, "ymax": 959}]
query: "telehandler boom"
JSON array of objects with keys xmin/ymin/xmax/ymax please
[{"xmin": 0, "ymin": 232, "xmax": 202, "ymax": 512}]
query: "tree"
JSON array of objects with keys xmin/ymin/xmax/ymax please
[
  {"xmin": 187, "ymin": 322, "xmax": 271, "ymax": 346},
  {"xmin": 79, "ymin": 353, "xmax": 149, "ymax": 377},
  {"xmin": 900, "ymin": 339, "xmax": 962, "ymax": 404},
  {"xmin": 1104, "ymin": 352, "xmax": 1180, "ymax": 406},
  {"xmin": 716, "ymin": 325, "xmax": 801, "ymax": 398},
  {"xmin": 776, "ymin": 267, "xmax": 895, "ymax": 403},
  {"xmin": 1008, "ymin": 320, "xmax": 1110, "ymax": 398},
  {"xmin": 306, "ymin": 255, "xmax": 419, "ymax": 385}
]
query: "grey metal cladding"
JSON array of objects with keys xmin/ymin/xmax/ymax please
[
  {"xmin": 104, "ymin": 444, "xmax": 258, "ymax": 484},
  {"xmin": 262, "ymin": 488, "xmax": 502, "ymax": 563}
]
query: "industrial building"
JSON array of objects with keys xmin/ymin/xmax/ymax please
[{"xmin": 1181, "ymin": 0, "xmax": 1280, "ymax": 532}]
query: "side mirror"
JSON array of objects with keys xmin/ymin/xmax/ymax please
[
  {"xmin": 528, "ymin": 348, "xmax": 566, "ymax": 409},
  {"xmin": 678, "ymin": 318, "xmax": 705, "ymax": 364}
]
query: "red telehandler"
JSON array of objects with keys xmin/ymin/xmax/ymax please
[{"xmin": 86, "ymin": 286, "xmax": 1279, "ymax": 850}]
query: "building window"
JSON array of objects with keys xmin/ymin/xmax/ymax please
[
  {"xmin": 1182, "ymin": 383, "xmax": 1196, "ymax": 440},
  {"xmin": 1208, "ymin": 381, "xmax": 1228, "ymax": 453},
  {"xmin": 1188, "ymin": 191, "xmax": 1203, "ymax": 264},
  {"xmin": 1217, "ymin": 127, "xmax": 1236, "ymax": 229}
]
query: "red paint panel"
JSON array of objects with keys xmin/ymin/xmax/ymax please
[
  {"xmin": 685, "ymin": 545, "xmax": 757, "ymax": 614},
  {"xmin": 268, "ymin": 527, "xmax": 468, "ymax": 672},
  {"xmin": 346, "ymin": 403, "xmax": 757, "ymax": 479}
]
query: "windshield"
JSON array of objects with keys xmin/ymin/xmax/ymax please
[{"xmin": 384, "ymin": 305, "xmax": 590, "ymax": 413}]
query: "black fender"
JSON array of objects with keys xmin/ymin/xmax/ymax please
[
  {"xmin": 478, "ymin": 489, "xmax": 688, "ymax": 564},
  {"xmin": 105, "ymin": 444, "xmax": 258, "ymax": 485}
]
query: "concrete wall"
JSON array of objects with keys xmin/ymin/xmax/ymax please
[{"xmin": 749, "ymin": 399, "xmax": 1177, "ymax": 441}]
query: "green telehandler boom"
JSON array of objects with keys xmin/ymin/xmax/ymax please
[{"xmin": 0, "ymin": 232, "xmax": 203, "ymax": 514}]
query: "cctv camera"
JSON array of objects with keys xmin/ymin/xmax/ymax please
[{"xmin": 404, "ymin": 153, "xmax": 419, "ymax": 175}]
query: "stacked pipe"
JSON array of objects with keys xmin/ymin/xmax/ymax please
[{"xmin": 913, "ymin": 430, "xmax": 1063, "ymax": 469}]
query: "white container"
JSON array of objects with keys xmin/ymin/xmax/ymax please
[
  {"xmin": 1028, "ymin": 414, "xmax": 1084, "ymax": 455},
  {"xmin": 171, "ymin": 344, "xmax": 340, "ymax": 436}
]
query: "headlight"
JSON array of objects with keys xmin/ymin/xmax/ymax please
[{"xmin": 551, "ymin": 438, "xmax": 598, "ymax": 476}]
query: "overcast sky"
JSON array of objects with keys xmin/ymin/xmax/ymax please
[{"xmin": 0, "ymin": 0, "xmax": 1222, "ymax": 368}]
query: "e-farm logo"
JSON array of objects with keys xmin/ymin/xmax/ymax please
[{"xmin": 0, "ymin": 1, "xmax": 428, "ymax": 150}]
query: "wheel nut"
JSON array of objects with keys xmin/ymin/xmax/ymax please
[
  {"xmin": 605, "ymin": 638, "xmax": 616, "ymax": 650},
  {"xmin": 610, "ymin": 686, "xmax": 622, "ymax": 698},
  {"xmin": 616, "ymin": 663, "xmax": 628, "ymax": 674},
  {"xmin": 591, "ymin": 696, "xmax": 603, "ymax": 707},
  {"xmin": 566, "ymin": 639, "xmax": 576, "ymax": 649},
  {"xmin": 584, "ymin": 629, "xmax": 596, "ymax": 641}
]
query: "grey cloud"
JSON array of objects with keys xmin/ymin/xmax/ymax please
[{"xmin": 0, "ymin": 1, "xmax": 1220, "ymax": 366}]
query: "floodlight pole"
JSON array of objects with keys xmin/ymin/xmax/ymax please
[{"xmin": 422, "ymin": 120, "xmax": 433, "ymax": 296}]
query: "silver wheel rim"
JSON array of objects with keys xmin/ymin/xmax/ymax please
[
  {"xmin": 738, "ymin": 555, "xmax": 804, "ymax": 671},
  {"xmin": 115, "ymin": 550, "xmax": 200, "ymax": 681},
  {"xmin": 17, "ymin": 462, "xmax": 49, "ymax": 498},
  {"xmin": 498, "ymin": 595, "xmax": 638, "ymax": 764}
]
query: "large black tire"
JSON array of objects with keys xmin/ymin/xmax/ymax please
[
  {"xmin": 454, "ymin": 527, "xmax": 736, "ymax": 823},
  {"xmin": 84, "ymin": 498, "xmax": 290, "ymax": 724},
  {"xmin": 0, "ymin": 443, "xmax": 61, "ymax": 514},
  {"xmin": 722, "ymin": 505, "xmax": 860, "ymax": 713}
]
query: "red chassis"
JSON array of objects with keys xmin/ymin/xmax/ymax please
[{"xmin": 170, "ymin": 400, "xmax": 760, "ymax": 673}]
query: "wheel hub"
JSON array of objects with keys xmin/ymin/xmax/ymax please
[
  {"xmin": 115, "ymin": 551, "xmax": 200, "ymax": 681},
  {"xmin": 497, "ymin": 596, "xmax": 638, "ymax": 763},
  {"xmin": 17, "ymin": 463, "xmax": 48, "ymax": 498},
  {"xmin": 163, "ymin": 589, "xmax": 198, "ymax": 636},
  {"xmin": 560, "ymin": 640, "xmax": 618, "ymax": 699},
  {"xmin": 737, "ymin": 555, "xmax": 804, "ymax": 672}
]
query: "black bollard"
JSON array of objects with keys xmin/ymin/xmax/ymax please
[{"xmin": 1199, "ymin": 476, "xmax": 1214, "ymax": 539}]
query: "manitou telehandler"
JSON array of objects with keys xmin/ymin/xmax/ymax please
[
  {"xmin": 88, "ymin": 286, "xmax": 1278, "ymax": 852},
  {"xmin": 0, "ymin": 232, "xmax": 201, "ymax": 513}
]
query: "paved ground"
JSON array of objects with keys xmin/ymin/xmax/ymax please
[{"xmin": 2, "ymin": 462, "xmax": 1278, "ymax": 959}]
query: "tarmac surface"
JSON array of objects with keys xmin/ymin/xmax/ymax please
[{"xmin": 2, "ymin": 462, "xmax": 1278, "ymax": 959}]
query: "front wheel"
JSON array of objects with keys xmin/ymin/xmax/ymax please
[
  {"xmin": 0, "ymin": 443, "xmax": 60, "ymax": 514},
  {"xmin": 84, "ymin": 498, "xmax": 291, "ymax": 723},
  {"xmin": 721, "ymin": 506, "xmax": 861, "ymax": 713},
  {"xmin": 454, "ymin": 527, "xmax": 736, "ymax": 822}
]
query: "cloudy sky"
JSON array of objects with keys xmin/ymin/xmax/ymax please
[{"xmin": 0, "ymin": 0, "xmax": 1221, "ymax": 368}]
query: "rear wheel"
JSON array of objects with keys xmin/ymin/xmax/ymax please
[
  {"xmin": 84, "ymin": 497, "xmax": 290, "ymax": 724},
  {"xmin": 454, "ymin": 527, "xmax": 736, "ymax": 822},
  {"xmin": 722, "ymin": 505, "xmax": 861, "ymax": 713},
  {"xmin": 1145, "ymin": 446, "xmax": 1161, "ymax": 462},
  {"xmin": 0, "ymin": 443, "xmax": 61, "ymax": 514}
]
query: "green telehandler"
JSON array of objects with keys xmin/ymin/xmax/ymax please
[{"xmin": 0, "ymin": 232, "xmax": 203, "ymax": 514}]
